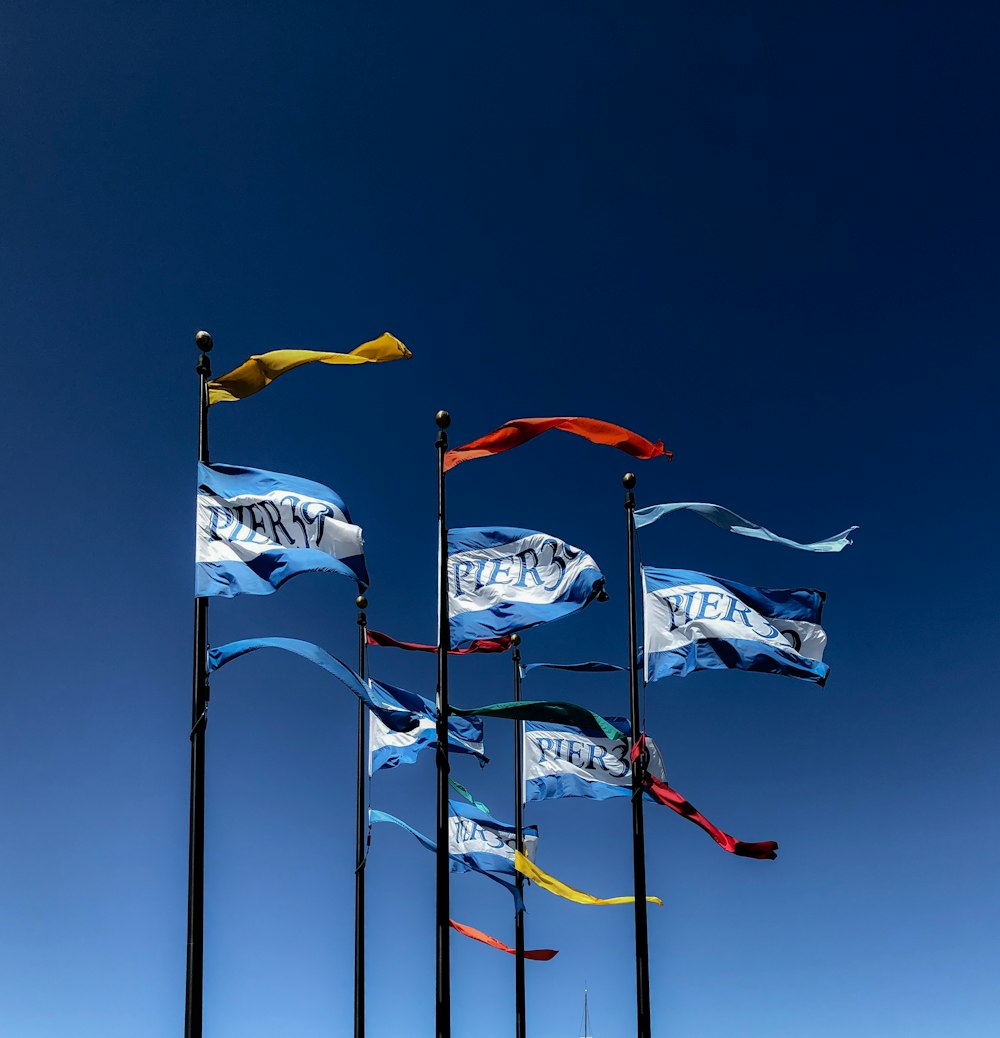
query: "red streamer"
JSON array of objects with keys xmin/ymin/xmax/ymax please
[
  {"xmin": 443, "ymin": 416, "xmax": 671, "ymax": 472},
  {"xmin": 632, "ymin": 737, "xmax": 778, "ymax": 860},
  {"xmin": 450, "ymin": 919, "xmax": 558, "ymax": 960},
  {"xmin": 366, "ymin": 629, "xmax": 512, "ymax": 655}
]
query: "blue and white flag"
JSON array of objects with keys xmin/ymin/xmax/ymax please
[
  {"xmin": 523, "ymin": 718, "xmax": 666, "ymax": 803},
  {"xmin": 449, "ymin": 800, "xmax": 538, "ymax": 876},
  {"xmin": 448, "ymin": 527, "xmax": 605, "ymax": 648},
  {"xmin": 643, "ymin": 566, "xmax": 829, "ymax": 685},
  {"xmin": 633, "ymin": 502, "xmax": 857, "ymax": 552},
  {"xmin": 369, "ymin": 804, "xmax": 537, "ymax": 910},
  {"xmin": 369, "ymin": 680, "xmax": 486, "ymax": 774},
  {"xmin": 196, "ymin": 463, "xmax": 368, "ymax": 597}
]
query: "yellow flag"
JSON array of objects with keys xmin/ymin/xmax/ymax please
[
  {"xmin": 514, "ymin": 851, "xmax": 663, "ymax": 907},
  {"xmin": 208, "ymin": 332, "xmax": 411, "ymax": 405}
]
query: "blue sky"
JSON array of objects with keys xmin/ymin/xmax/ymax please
[{"xmin": 2, "ymin": 3, "xmax": 997, "ymax": 1035}]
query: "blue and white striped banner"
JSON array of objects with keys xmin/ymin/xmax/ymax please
[
  {"xmin": 196, "ymin": 462, "xmax": 367, "ymax": 597},
  {"xmin": 643, "ymin": 566, "xmax": 829, "ymax": 685},
  {"xmin": 447, "ymin": 527, "xmax": 604, "ymax": 648}
]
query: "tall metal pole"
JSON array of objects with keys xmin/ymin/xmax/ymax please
[
  {"xmin": 624, "ymin": 472, "xmax": 651, "ymax": 1038},
  {"xmin": 510, "ymin": 633, "xmax": 526, "ymax": 1038},
  {"xmin": 185, "ymin": 330, "xmax": 213, "ymax": 1038},
  {"xmin": 355, "ymin": 594, "xmax": 369, "ymax": 1038},
  {"xmin": 435, "ymin": 410, "xmax": 452, "ymax": 1038}
]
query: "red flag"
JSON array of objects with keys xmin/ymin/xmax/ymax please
[
  {"xmin": 632, "ymin": 738, "xmax": 778, "ymax": 860},
  {"xmin": 443, "ymin": 416, "xmax": 672, "ymax": 472},
  {"xmin": 449, "ymin": 919, "xmax": 558, "ymax": 960},
  {"xmin": 366, "ymin": 629, "xmax": 512, "ymax": 655}
]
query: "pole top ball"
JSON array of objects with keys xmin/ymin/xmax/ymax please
[
  {"xmin": 356, "ymin": 595, "xmax": 368, "ymax": 610},
  {"xmin": 623, "ymin": 472, "xmax": 637, "ymax": 490},
  {"xmin": 435, "ymin": 410, "xmax": 451, "ymax": 429},
  {"xmin": 195, "ymin": 330, "xmax": 214, "ymax": 353},
  {"xmin": 510, "ymin": 633, "xmax": 521, "ymax": 646}
]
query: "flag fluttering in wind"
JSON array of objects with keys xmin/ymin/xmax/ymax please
[
  {"xmin": 207, "ymin": 637, "xmax": 484, "ymax": 756},
  {"xmin": 452, "ymin": 699, "xmax": 626, "ymax": 741},
  {"xmin": 449, "ymin": 919, "xmax": 557, "ymax": 961},
  {"xmin": 634, "ymin": 501, "xmax": 858, "ymax": 552},
  {"xmin": 369, "ymin": 805, "xmax": 535, "ymax": 911},
  {"xmin": 443, "ymin": 416, "xmax": 670, "ymax": 472},
  {"xmin": 643, "ymin": 566, "xmax": 829, "ymax": 685},
  {"xmin": 207, "ymin": 332, "xmax": 410, "ymax": 405},
  {"xmin": 369, "ymin": 686, "xmax": 487, "ymax": 774},
  {"xmin": 196, "ymin": 463, "xmax": 367, "ymax": 597},
  {"xmin": 514, "ymin": 851, "xmax": 662, "ymax": 907},
  {"xmin": 366, "ymin": 629, "xmax": 512, "ymax": 655},
  {"xmin": 448, "ymin": 527, "xmax": 605, "ymax": 647}
]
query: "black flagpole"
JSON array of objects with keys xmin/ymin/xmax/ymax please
[
  {"xmin": 435, "ymin": 410, "xmax": 452, "ymax": 1038},
  {"xmin": 624, "ymin": 472, "xmax": 652, "ymax": 1038},
  {"xmin": 355, "ymin": 593, "xmax": 369, "ymax": 1038},
  {"xmin": 510, "ymin": 633, "xmax": 526, "ymax": 1038},
  {"xmin": 185, "ymin": 330, "xmax": 213, "ymax": 1038}
]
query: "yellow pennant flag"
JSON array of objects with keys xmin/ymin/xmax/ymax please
[
  {"xmin": 208, "ymin": 332, "xmax": 411, "ymax": 405},
  {"xmin": 514, "ymin": 851, "xmax": 663, "ymax": 907}
]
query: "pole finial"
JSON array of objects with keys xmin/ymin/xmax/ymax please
[
  {"xmin": 510, "ymin": 632, "xmax": 521, "ymax": 646},
  {"xmin": 356, "ymin": 594, "xmax": 368, "ymax": 610},
  {"xmin": 623, "ymin": 472, "xmax": 637, "ymax": 490},
  {"xmin": 195, "ymin": 330, "xmax": 214, "ymax": 353},
  {"xmin": 436, "ymin": 410, "xmax": 451, "ymax": 429}
]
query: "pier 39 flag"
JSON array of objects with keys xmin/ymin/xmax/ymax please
[
  {"xmin": 643, "ymin": 566, "xmax": 828, "ymax": 685},
  {"xmin": 196, "ymin": 463, "xmax": 368, "ymax": 597},
  {"xmin": 448, "ymin": 527, "xmax": 604, "ymax": 648}
]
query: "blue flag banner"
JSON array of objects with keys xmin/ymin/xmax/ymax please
[
  {"xmin": 369, "ymin": 805, "xmax": 535, "ymax": 911},
  {"xmin": 520, "ymin": 661, "xmax": 625, "ymax": 679},
  {"xmin": 196, "ymin": 462, "xmax": 368, "ymax": 597},
  {"xmin": 448, "ymin": 527, "xmax": 605, "ymax": 648},
  {"xmin": 208, "ymin": 637, "xmax": 485, "ymax": 754},
  {"xmin": 523, "ymin": 717, "xmax": 637, "ymax": 803},
  {"xmin": 643, "ymin": 567, "xmax": 829, "ymax": 685},
  {"xmin": 633, "ymin": 501, "xmax": 857, "ymax": 552}
]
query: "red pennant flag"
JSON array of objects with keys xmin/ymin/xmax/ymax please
[
  {"xmin": 443, "ymin": 416, "xmax": 672, "ymax": 472},
  {"xmin": 449, "ymin": 919, "xmax": 558, "ymax": 960},
  {"xmin": 366, "ymin": 629, "xmax": 512, "ymax": 655},
  {"xmin": 632, "ymin": 738, "xmax": 778, "ymax": 860}
]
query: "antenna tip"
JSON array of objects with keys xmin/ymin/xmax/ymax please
[
  {"xmin": 195, "ymin": 330, "xmax": 214, "ymax": 353},
  {"xmin": 622, "ymin": 472, "xmax": 636, "ymax": 489},
  {"xmin": 435, "ymin": 410, "xmax": 451, "ymax": 429},
  {"xmin": 356, "ymin": 595, "xmax": 368, "ymax": 609}
]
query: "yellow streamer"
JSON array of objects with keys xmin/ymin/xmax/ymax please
[
  {"xmin": 208, "ymin": 332, "xmax": 411, "ymax": 405},
  {"xmin": 515, "ymin": 851, "xmax": 663, "ymax": 907}
]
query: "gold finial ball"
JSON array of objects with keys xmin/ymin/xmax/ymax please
[
  {"xmin": 195, "ymin": 330, "xmax": 214, "ymax": 353},
  {"xmin": 623, "ymin": 472, "xmax": 637, "ymax": 490},
  {"xmin": 356, "ymin": 595, "xmax": 368, "ymax": 610},
  {"xmin": 510, "ymin": 633, "xmax": 521, "ymax": 646},
  {"xmin": 435, "ymin": 410, "xmax": 451, "ymax": 429}
]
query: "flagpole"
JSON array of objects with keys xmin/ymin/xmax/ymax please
[
  {"xmin": 624, "ymin": 472, "xmax": 652, "ymax": 1038},
  {"xmin": 355, "ymin": 593, "xmax": 369, "ymax": 1038},
  {"xmin": 185, "ymin": 330, "xmax": 213, "ymax": 1038},
  {"xmin": 435, "ymin": 410, "xmax": 452, "ymax": 1038},
  {"xmin": 510, "ymin": 633, "xmax": 526, "ymax": 1038}
]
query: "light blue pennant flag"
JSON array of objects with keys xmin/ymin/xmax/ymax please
[
  {"xmin": 196, "ymin": 462, "xmax": 368, "ymax": 597},
  {"xmin": 209, "ymin": 636, "xmax": 485, "ymax": 755},
  {"xmin": 643, "ymin": 566, "xmax": 829, "ymax": 685},
  {"xmin": 448, "ymin": 526, "xmax": 605, "ymax": 648},
  {"xmin": 633, "ymin": 501, "xmax": 857, "ymax": 552}
]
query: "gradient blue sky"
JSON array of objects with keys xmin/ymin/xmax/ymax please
[{"xmin": 2, "ymin": 3, "xmax": 997, "ymax": 1036}]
